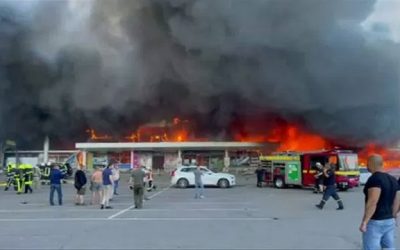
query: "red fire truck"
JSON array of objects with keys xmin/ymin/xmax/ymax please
[{"xmin": 259, "ymin": 149, "xmax": 360, "ymax": 191}]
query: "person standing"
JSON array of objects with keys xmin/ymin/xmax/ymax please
[
  {"xmin": 15, "ymin": 164, "xmax": 23, "ymax": 194},
  {"xmin": 147, "ymin": 169, "xmax": 156, "ymax": 192},
  {"xmin": 90, "ymin": 166, "xmax": 103, "ymax": 205},
  {"xmin": 194, "ymin": 165, "xmax": 204, "ymax": 199},
  {"xmin": 101, "ymin": 164, "xmax": 114, "ymax": 209},
  {"xmin": 130, "ymin": 166, "xmax": 146, "ymax": 209},
  {"xmin": 255, "ymin": 166, "xmax": 265, "ymax": 188},
  {"xmin": 49, "ymin": 165, "xmax": 65, "ymax": 206},
  {"xmin": 113, "ymin": 164, "xmax": 120, "ymax": 196},
  {"xmin": 359, "ymin": 154, "xmax": 400, "ymax": 250},
  {"xmin": 23, "ymin": 164, "xmax": 33, "ymax": 194},
  {"xmin": 4, "ymin": 163, "xmax": 16, "ymax": 191},
  {"xmin": 315, "ymin": 163, "xmax": 344, "ymax": 210},
  {"xmin": 74, "ymin": 165, "xmax": 87, "ymax": 205}
]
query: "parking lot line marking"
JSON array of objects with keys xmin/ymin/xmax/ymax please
[
  {"xmin": 115, "ymin": 217, "xmax": 276, "ymax": 221},
  {"xmin": 151, "ymin": 201, "xmax": 252, "ymax": 204},
  {"xmin": 0, "ymin": 208, "xmax": 258, "ymax": 214},
  {"xmin": 122, "ymin": 208, "xmax": 259, "ymax": 212},
  {"xmin": 0, "ymin": 217, "xmax": 276, "ymax": 222},
  {"xmin": 107, "ymin": 185, "xmax": 171, "ymax": 220},
  {"xmin": 0, "ymin": 209, "xmax": 115, "ymax": 213},
  {"xmin": 17, "ymin": 202, "xmax": 137, "ymax": 206}
]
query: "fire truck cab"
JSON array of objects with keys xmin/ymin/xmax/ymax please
[{"xmin": 259, "ymin": 149, "xmax": 360, "ymax": 191}]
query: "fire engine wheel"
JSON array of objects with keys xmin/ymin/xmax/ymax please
[
  {"xmin": 218, "ymin": 179, "xmax": 230, "ymax": 189},
  {"xmin": 177, "ymin": 178, "xmax": 189, "ymax": 189},
  {"xmin": 274, "ymin": 177, "xmax": 285, "ymax": 189}
]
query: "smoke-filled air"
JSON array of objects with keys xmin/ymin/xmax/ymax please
[{"xmin": 0, "ymin": 0, "xmax": 399, "ymax": 148}]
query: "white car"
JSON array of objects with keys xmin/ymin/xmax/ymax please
[
  {"xmin": 171, "ymin": 166, "xmax": 236, "ymax": 188},
  {"xmin": 359, "ymin": 167, "xmax": 372, "ymax": 185}
]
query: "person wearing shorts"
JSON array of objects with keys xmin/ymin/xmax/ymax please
[
  {"xmin": 74, "ymin": 165, "xmax": 87, "ymax": 205},
  {"xmin": 90, "ymin": 166, "xmax": 103, "ymax": 205}
]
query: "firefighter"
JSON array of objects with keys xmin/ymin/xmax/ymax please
[
  {"xmin": 59, "ymin": 163, "xmax": 72, "ymax": 183},
  {"xmin": 22, "ymin": 164, "xmax": 33, "ymax": 193},
  {"xmin": 315, "ymin": 163, "xmax": 344, "ymax": 210},
  {"xmin": 313, "ymin": 162, "xmax": 324, "ymax": 194},
  {"xmin": 40, "ymin": 162, "xmax": 52, "ymax": 184},
  {"xmin": 60, "ymin": 163, "xmax": 67, "ymax": 175},
  {"xmin": 14, "ymin": 164, "xmax": 23, "ymax": 194},
  {"xmin": 4, "ymin": 163, "xmax": 16, "ymax": 191}
]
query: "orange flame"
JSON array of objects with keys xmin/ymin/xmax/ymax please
[
  {"xmin": 122, "ymin": 118, "xmax": 192, "ymax": 142},
  {"xmin": 86, "ymin": 129, "xmax": 111, "ymax": 141},
  {"xmin": 86, "ymin": 120, "xmax": 399, "ymax": 170},
  {"xmin": 235, "ymin": 124, "xmax": 329, "ymax": 151},
  {"xmin": 358, "ymin": 144, "xmax": 400, "ymax": 169},
  {"xmin": 276, "ymin": 126, "xmax": 328, "ymax": 151}
]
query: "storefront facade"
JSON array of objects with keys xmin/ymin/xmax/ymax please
[{"xmin": 75, "ymin": 142, "xmax": 270, "ymax": 172}]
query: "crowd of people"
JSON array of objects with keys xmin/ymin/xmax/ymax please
[{"xmin": 48, "ymin": 163, "xmax": 157, "ymax": 209}]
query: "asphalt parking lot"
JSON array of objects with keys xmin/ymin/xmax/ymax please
[{"xmin": 0, "ymin": 175, "xmax": 397, "ymax": 250}]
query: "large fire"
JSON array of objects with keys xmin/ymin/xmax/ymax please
[
  {"xmin": 357, "ymin": 144, "xmax": 400, "ymax": 169},
  {"xmin": 87, "ymin": 118, "xmax": 201, "ymax": 142},
  {"xmin": 235, "ymin": 125, "xmax": 329, "ymax": 151},
  {"xmin": 86, "ymin": 118, "xmax": 400, "ymax": 169}
]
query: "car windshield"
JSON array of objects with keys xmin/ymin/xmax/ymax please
[
  {"xmin": 359, "ymin": 168, "xmax": 369, "ymax": 173},
  {"xmin": 201, "ymin": 167, "xmax": 213, "ymax": 173},
  {"xmin": 180, "ymin": 167, "xmax": 213, "ymax": 173},
  {"xmin": 338, "ymin": 154, "xmax": 358, "ymax": 170},
  {"xmin": 180, "ymin": 167, "xmax": 195, "ymax": 172}
]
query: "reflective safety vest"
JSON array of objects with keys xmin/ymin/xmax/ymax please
[
  {"xmin": 21, "ymin": 164, "xmax": 33, "ymax": 184},
  {"xmin": 60, "ymin": 164, "xmax": 68, "ymax": 175},
  {"xmin": 6, "ymin": 163, "xmax": 16, "ymax": 177},
  {"xmin": 41, "ymin": 165, "xmax": 51, "ymax": 178}
]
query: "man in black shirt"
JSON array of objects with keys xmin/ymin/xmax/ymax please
[
  {"xmin": 315, "ymin": 163, "xmax": 344, "ymax": 210},
  {"xmin": 360, "ymin": 154, "xmax": 400, "ymax": 250}
]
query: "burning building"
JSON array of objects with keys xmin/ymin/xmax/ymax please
[{"xmin": 1, "ymin": 0, "xmax": 400, "ymax": 168}]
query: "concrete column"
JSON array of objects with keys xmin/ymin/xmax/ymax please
[
  {"xmin": 130, "ymin": 150, "xmax": 135, "ymax": 169},
  {"xmin": 223, "ymin": 149, "xmax": 230, "ymax": 172},
  {"xmin": 43, "ymin": 136, "xmax": 50, "ymax": 163},
  {"xmin": 177, "ymin": 149, "xmax": 182, "ymax": 166}
]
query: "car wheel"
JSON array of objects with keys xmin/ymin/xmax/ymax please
[
  {"xmin": 177, "ymin": 178, "xmax": 189, "ymax": 189},
  {"xmin": 218, "ymin": 179, "xmax": 230, "ymax": 188},
  {"xmin": 273, "ymin": 177, "xmax": 285, "ymax": 189}
]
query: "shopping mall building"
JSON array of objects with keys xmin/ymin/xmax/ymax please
[{"xmin": 74, "ymin": 142, "xmax": 272, "ymax": 172}]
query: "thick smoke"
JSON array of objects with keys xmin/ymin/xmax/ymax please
[{"xmin": 0, "ymin": 0, "xmax": 399, "ymax": 148}]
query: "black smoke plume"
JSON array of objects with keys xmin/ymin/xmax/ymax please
[{"xmin": 0, "ymin": 0, "xmax": 399, "ymax": 148}]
